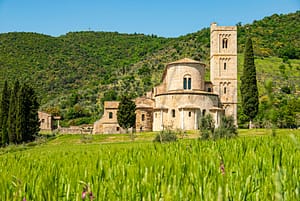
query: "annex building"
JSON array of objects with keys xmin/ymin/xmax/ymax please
[{"xmin": 93, "ymin": 23, "xmax": 237, "ymax": 134}]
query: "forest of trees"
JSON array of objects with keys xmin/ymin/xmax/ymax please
[
  {"xmin": 0, "ymin": 11, "xmax": 299, "ymax": 128},
  {"xmin": 0, "ymin": 81, "xmax": 40, "ymax": 146}
]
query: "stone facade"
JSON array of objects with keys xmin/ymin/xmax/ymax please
[
  {"xmin": 38, "ymin": 111, "xmax": 53, "ymax": 131},
  {"xmin": 152, "ymin": 58, "xmax": 223, "ymax": 131},
  {"xmin": 210, "ymin": 23, "xmax": 238, "ymax": 124},
  {"xmin": 93, "ymin": 101, "xmax": 126, "ymax": 134},
  {"xmin": 93, "ymin": 23, "xmax": 237, "ymax": 134},
  {"xmin": 93, "ymin": 98, "xmax": 154, "ymax": 134},
  {"xmin": 135, "ymin": 97, "xmax": 155, "ymax": 132}
]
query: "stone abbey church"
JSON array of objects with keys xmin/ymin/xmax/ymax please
[{"xmin": 93, "ymin": 23, "xmax": 237, "ymax": 134}]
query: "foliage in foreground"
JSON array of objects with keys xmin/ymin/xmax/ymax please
[
  {"xmin": 153, "ymin": 129, "xmax": 177, "ymax": 143},
  {"xmin": 199, "ymin": 115, "xmax": 237, "ymax": 140},
  {"xmin": 214, "ymin": 116, "xmax": 238, "ymax": 139},
  {"xmin": 0, "ymin": 135, "xmax": 299, "ymax": 200}
]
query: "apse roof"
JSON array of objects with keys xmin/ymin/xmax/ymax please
[{"xmin": 167, "ymin": 58, "xmax": 203, "ymax": 66}]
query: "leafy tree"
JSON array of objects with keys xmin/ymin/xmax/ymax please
[
  {"xmin": 8, "ymin": 80, "xmax": 19, "ymax": 143},
  {"xmin": 0, "ymin": 81, "xmax": 10, "ymax": 145},
  {"xmin": 240, "ymin": 37, "xmax": 259, "ymax": 128},
  {"xmin": 117, "ymin": 96, "xmax": 136, "ymax": 133},
  {"xmin": 101, "ymin": 89, "xmax": 118, "ymax": 105}
]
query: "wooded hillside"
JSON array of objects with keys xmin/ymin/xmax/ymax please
[{"xmin": 0, "ymin": 11, "xmax": 299, "ymax": 126}]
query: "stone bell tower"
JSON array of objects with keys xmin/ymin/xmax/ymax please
[{"xmin": 210, "ymin": 23, "xmax": 237, "ymax": 125}]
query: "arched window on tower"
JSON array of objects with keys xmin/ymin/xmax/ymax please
[
  {"xmin": 224, "ymin": 62, "xmax": 227, "ymax": 70},
  {"xmin": 224, "ymin": 87, "xmax": 227, "ymax": 94},
  {"xmin": 222, "ymin": 38, "xmax": 228, "ymax": 49}
]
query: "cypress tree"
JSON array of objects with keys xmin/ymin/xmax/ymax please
[
  {"xmin": 16, "ymin": 84, "xmax": 40, "ymax": 142},
  {"xmin": 240, "ymin": 37, "xmax": 259, "ymax": 127},
  {"xmin": 0, "ymin": 81, "xmax": 10, "ymax": 146},
  {"xmin": 117, "ymin": 95, "xmax": 136, "ymax": 133},
  {"xmin": 16, "ymin": 84, "xmax": 27, "ymax": 143},
  {"xmin": 8, "ymin": 80, "xmax": 19, "ymax": 143},
  {"xmin": 26, "ymin": 85, "xmax": 40, "ymax": 141}
]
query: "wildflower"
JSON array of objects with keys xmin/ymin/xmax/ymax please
[
  {"xmin": 82, "ymin": 185, "xmax": 88, "ymax": 200},
  {"xmin": 82, "ymin": 191, "xmax": 87, "ymax": 200},
  {"xmin": 23, "ymin": 197, "xmax": 26, "ymax": 201},
  {"xmin": 89, "ymin": 191, "xmax": 95, "ymax": 200},
  {"xmin": 220, "ymin": 160, "xmax": 225, "ymax": 175},
  {"xmin": 80, "ymin": 182, "xmax": 94, "ymax": 200}
]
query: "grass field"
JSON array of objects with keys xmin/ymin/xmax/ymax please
[
  {"xmin": 237, "ymin": 56, "xmax": 300, "ymax": 97},
  {"xmin": 0, "ymin": 129, "xmax": 300, "ymax": 200}
]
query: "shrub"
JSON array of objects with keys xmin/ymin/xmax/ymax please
[
  {"xmin": 198, "ymin": 114, "xmax": 215, "ymax": 140},
  {"xmin": 213, "ymin": 116, "xmax": 238, "ymax": 139},
  {"xmin": 153, "ymin": 129, "xmax": 177, "ymax": 143},
  {"xmin": 199, "ymin": 115, "xmax": 237, "ymax": 140}
]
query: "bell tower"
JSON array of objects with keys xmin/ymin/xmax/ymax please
[{"xmin": 210, "ymin": 23, "xmax": 237, "ymax": 125}]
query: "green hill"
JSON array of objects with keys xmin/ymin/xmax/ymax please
[{"xmin": 0, "ymin": 11, "xmax": 299, "ymax": 126}]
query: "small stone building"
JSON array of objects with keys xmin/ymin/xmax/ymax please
[
  {"xmin": 93, "ymin": 98, "xmax": 154, "ymax": 134},
  {"xmin": 93, "ymin": 23, "xmax": 237, "ymax": 134},
  {"xmin": 93, "ymin": 101, "xmax": 124, "ymax": 134},
  {"xmin": 38, "ymin": 111, "xmax": 53, "ymax": 131}
]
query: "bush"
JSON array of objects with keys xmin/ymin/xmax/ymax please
[
  {"xmin": 213, "ymin": 116, "xmax": 238, "ymax": 139},
  {"xmin": 153, "ymin": 129, "xmax": 177, "ymax": 143},
  {"xmin": 199, "ymin": 115, "xmax": 237, "ymax": 140},
  {"xmin": 198, "ymin": 114, "xmax": 215, "ymax": 140}
]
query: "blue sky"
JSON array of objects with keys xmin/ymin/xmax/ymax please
[{"xmin": 0, "ymin": 0, "xmax": 299, "ymax": 37}]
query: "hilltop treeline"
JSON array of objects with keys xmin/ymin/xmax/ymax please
[{"xmin": 0, "ymin": 11, "xmax": 299, "ymax": 126}]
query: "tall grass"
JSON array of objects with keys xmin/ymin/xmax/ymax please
[{"xmin": 0, "ymin": 135, "xmax": 299, "ymax": 200}]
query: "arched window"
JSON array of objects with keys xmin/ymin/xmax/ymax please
[
  {"xmin": 202, "ymin": 109, "xmax": 206, "ymax": 116},
  {"xmin": 224, "ymin": 87, "xmax": 227, "ymax": 94},
  {"xmin": 224, "ymin": 62, "xmax": 227, "ymax": 70},
  {"xmin": 188, "ymin": 78, "xmax": 191, "ymax": 89},
  {"xmin": 183, "ymin": 75, "xmax": 191, "ymax": 90},
  {"xmin": 222, "ymin": 38, "xmax": 228, "ymax": 49},
  {"xmin": 141, "ymin": 114, "xmax": 145, "ymax": 121},
  {"xmin": 109, "ymin": 112, "xmax": 113, "ymax": 119}
]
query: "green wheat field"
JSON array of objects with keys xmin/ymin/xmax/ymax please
[{"xmin": 0, "ymin": 129, "xmax": 299, "ymax": 200}]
